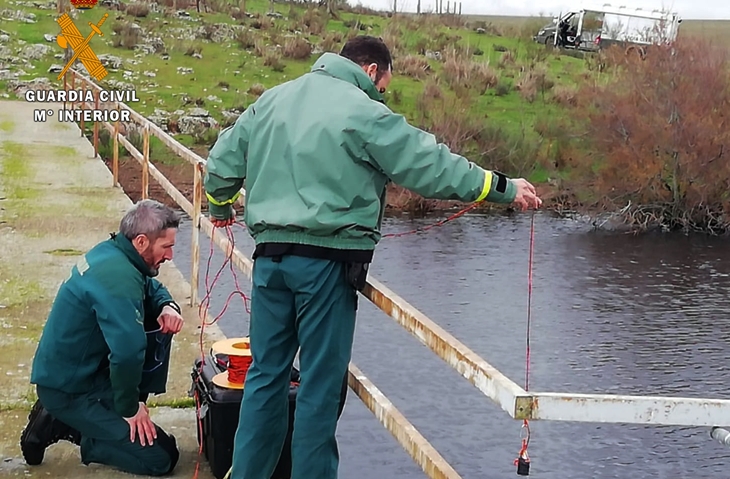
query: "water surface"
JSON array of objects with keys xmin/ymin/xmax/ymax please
[{"xmin": 172, "ymin": 211, "xmax": 730, "ymax": 479}]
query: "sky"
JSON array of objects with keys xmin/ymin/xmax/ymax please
[{"xmin": 353, "ymin": 0, "xmax": 730, "ymax": 19}]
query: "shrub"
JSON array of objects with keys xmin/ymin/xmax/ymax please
[
  {"xmin": 125, "ymin": 2, "xmax": 149, "ymax": 17},
  {"xmin": 319, "ymin": 31, "xmax": 343, "ymax": 53},
  {"xmin": 573, "ymin": 39, "xmax": 730, "ymax": 233},
  {"xmin": 440, "ymin": 57, "xmax": 498, "ymax": 95},
  {"xmin": 282, "ymin": 36, "xmax": 312, "ymax": 60},
  {"xmin": 393, "ymin": 55, "xmax": 431, "ymax": 80}
]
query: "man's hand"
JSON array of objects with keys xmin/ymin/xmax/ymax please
[
  {"xmin": 124, "ymin": 402, "xmax": 157, "ymax": 446},
  {"xmin": 211, "ymin": 217, "xmax": 235, "ymax": 228},
  {"xmin": 510, "ymin": 178, "xmax": 543, "ymax": 211},
  {"xmin": 157, "ymin": 305, "xmax": 184, "ymax": 334},
  {"xmin": 210, "ymin": 205, "xmax": 236, "ymax": 228}
]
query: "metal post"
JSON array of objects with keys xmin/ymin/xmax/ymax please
[
  {"xmin": 113, "ymin": 106, "xmax": 119, "ymax": 187},
  {"xmin": 191, "ymin": 162, "xmax": 203, "ymax": 307},
  {"xmin": 63, "ymin": 72, "xmax": 67, "ymax": 111},
  {"xmin": 93, "ymin": 90, "xmax": 99, "ymax": 158},
  {"xmin": 142, "ymin": 123, "xmax": 149, "ymax": 200}
]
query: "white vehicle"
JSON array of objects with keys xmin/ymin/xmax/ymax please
[{"xmin": 533, "ymin": 4, "xmax": 682, "ymax": 51}]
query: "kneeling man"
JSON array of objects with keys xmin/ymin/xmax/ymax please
[{"xmin": 21, "ymin": 199, "xmax": 185, "ymax": 476}]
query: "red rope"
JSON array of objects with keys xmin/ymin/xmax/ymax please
[
  {"xmin": 515, "ymin": 210, "xmax": 536, "ymax": 473},
  {"xmin": 226, "ymin": 355, "xmax": 253, "ymax": 385},
  {"xmin": 381, "ymin": 202, "xmax": 481, "ymax": 239}
]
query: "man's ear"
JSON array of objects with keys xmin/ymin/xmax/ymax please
[
  {"xmin": 132, "ymin": 234, "xmax": 149, "ymax": 251},
  {"xmin": 365, "ymin": 63, "xmax": 378, "ymax": 79}
]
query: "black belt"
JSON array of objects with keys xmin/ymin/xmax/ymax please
[{"xmin": 253, "ymin": 242, "xmax": 373, "ymax": 264}]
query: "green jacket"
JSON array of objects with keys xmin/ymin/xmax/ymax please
[
  {"xmin": 30, "ymin": 234, "xmax": 176, "ymax": 418},
  {"xmin": 204, "ymin": 53, "xmax": 516, "ymax": 251}
]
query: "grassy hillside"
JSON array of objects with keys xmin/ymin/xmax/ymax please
[
  {"xmin": 0, "ymin": 0, "xmax": 591, "ymax": 180},
  {"xmin": 2, "ymin": 0, "xmax": 728, "ymax": 231}
]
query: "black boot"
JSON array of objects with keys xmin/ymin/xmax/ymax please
[{"xmin": 20, "ymin": 400, "xmax": 81, "ymax": 466}]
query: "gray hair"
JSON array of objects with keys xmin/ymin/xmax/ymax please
[{"xmin": 119, "ymin": 199, "xmax": 181, "ymax": 240}]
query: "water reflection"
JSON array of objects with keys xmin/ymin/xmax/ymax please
[{"xmin": 172, "ymin": 211, "xmax": 730, "ymax": 479}]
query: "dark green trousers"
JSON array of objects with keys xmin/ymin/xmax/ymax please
[
  {"xmin": 36, "ymin": 330, "xmax": 179, "ymax": 476},
  {"xmin": 231, "ymin": 256, "xmax": 358, "ymax": 479}
]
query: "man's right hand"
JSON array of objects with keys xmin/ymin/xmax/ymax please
[
  {"xmin": 124, "ymin": 402, "xmax": 157, "ymax": 446},
  {"xmin": 211, "ymin": 217, "xmax": 235, "ymax": 228},
  {"xmin": 511, "ymin": 178, "xmax": 543, "ymax": 211}
]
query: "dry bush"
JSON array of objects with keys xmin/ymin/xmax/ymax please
[
  {"xmin": 573, "ymin": 38, "xmax": 730, "ymax": 233},
  {"xmin": 282, "ymin": 36, "xmax": 312, "ymax": 60},
  {"xmin": 415, "ymin": 90, "xmax": 484, "ymax": 156},
  {"xmin": 125, "ymin": 2, "xmax": 149, "ymax": 17},
  {"xmin": 248, "ymin": 83, "xmax": 266, "ymax": 96},
  {"xmin": 440, "ymin": 57, "xmax": 498, "ymax": 95},
  {"xmin": 300, "ymin": 8, "xmax": 327, "ymax": 36},
  {"xmin": 550, "ymin": 85, "xmax": 578, "ymax": 106},
  {"xmin": 319, "ymin": 31, "xmax": 344, "ymax": 53},
  {"xmin": 230, "ymin": 7, "xmax": 247, "ymax": 21},
  {"xmin": 111, "ymin": 22, "xmax": 140, "ymax": 49},
  {"xmin": 514, "ymin": 65, "xmax": 552, "ymax": 102},
  {"xmin": 253, "ymin": 38, "xmax": 266, "ymax": 57},
  {"xmin": 236, "ymin": 29, "xmax": 256, "ymax": 49},
  {"xmin": 393, "ymin": 54, "xmax": 431, "ymax": 79},
  {"xmin": 498, "ymin": 50, "xmax": 514, "ymax": 68},
  {"xmin": 263, "ymin": 51, "xmax": 286, "ymax": 72},
  {"xmin": 380, "ymin": 23, "xmax": 404, "ymax": 55},
  {"xmin": 251, "ymin": 16, "xmax": 272, "ymax": 30}
]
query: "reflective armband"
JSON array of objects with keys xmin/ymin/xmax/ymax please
[{"xmin": 485, "ymin": 171, "xmax": 517, "ymax": 204}]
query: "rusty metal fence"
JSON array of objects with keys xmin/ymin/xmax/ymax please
[{"xmin": 63, "ymin": 68, "xmax": 730, "ymax": 478}]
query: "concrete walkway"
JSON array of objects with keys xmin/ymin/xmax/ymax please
[{"xmin": 0, "ymin": 100, "xmax": 217, "ymax": 478}]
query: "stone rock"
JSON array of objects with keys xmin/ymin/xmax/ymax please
[
  {"xmin": 221, "ymin": 108, "xmax": 242, "ymax": 124},
  {"xmin": 0, "ymin": 34, "xmax": 9, "ymax": 43},
  {"xmin": 177, "ymin": 108, "xmax": 218, "ymax": 135},
  {"xmin": 266, "ymin": 11, "xmax": 283, "ymax": 18},
  {"xmin": 0, "ymin": 69, "xmax": 18, "ymax": 80},
  {"xmin": 8, "ymin": 77, "xmax": 52, "ymax": 99},
  {"xmin": 0, "ymin": 9, "xmax": 36, "ymax": 23},
  {"xmin": 20, "ymin": 44, "xmax": 51, "ymax": 61},
  {"xmin": 425, "ymin": 50, "xmax": 441, "ymax": 60},
  {"xmin": 47, "ymin": 64, "xmax": 63, "ymax": 73},
  {"xmin": 476, "ymin": 27, "xmax": 486, "ymax": 34},
  {"xmin": 177, "ymin": 66, "xmax": 193, "ymax": 75},
  {"xmin": 43, "ymin": 33, "xmax": 55, "ymax": 42},
  {"xmin": 192, "ymin": 52, "xmax": 202, "ymax": 59},
  {"xmin": 148, "ymin": 108, "xmax": 170, "ymax": 131},
  {"xmin": 97, "ymin": 54, "xmax": 123, "ymax": 69},
  {"xmin": 143, "ymin": 70, "xmax": 156, "ymax": 77},
  {"xmin": 205, "ymin": 95, "xmax": 221, "ymax": 103}
]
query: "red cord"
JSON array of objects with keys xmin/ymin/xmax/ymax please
[
  {"xmin": 226, "ymin": 355, "xmax": 253, "ymax": 385},
  {"xmin": 515, "ymin": 210, "xmax": 536, "ymax": 469},
  {"xmin": 381, "ymin": 202, "xmax": 481, "ymax": 239}
]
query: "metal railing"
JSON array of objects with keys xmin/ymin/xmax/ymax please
[{"xmin": 63, "ymin": 69, "xmax": 730, "ymax": 477}]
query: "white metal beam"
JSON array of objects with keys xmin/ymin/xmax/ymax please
[{"xmin": 530, "ymin": 392, "xmax": 730, "ymax": 427}]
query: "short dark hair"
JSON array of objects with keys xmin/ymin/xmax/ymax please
[{"xmin": 340, "ymin": 35, "xmax": 392, "ymax": 74}]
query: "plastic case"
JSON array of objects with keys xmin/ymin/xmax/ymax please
[{"xmin": 191, "ymin": 354, "xmax": 298, "ymax": 479}]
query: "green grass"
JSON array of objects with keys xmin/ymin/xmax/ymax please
[{"xmin": 3, "ymin": 0, "xmax": 725, "ymax": 188}]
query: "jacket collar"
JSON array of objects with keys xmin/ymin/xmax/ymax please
[
  {"xmin": 310, "ymin": 53, "xmax": 385, "ymax": 103},
  {"xmin": 110, "ymin": 232, "xmax": 155, "ymax": 277}
]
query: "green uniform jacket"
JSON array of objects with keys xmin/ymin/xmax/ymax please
[
  {"xmin": 30, "ymin": 234, "xmax": 176, "ymax": 418},
  {"xmin": 204, "ymin": 52, "xmax": 517, "ymax": 251}
]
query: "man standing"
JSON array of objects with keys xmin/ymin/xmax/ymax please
[
  {"xmin": 203, "ymin": 36, "xmax": 542, "ymax": 479},
  {"xmin": 21, "ymin": 199, "xmax": 185, "ymax": 476}
]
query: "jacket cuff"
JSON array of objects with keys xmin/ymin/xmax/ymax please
[
  {"xmin": 485, "ymin": 171, "xmax": 517, "ymax": 204},
  {"xmin": 208, "ymin": 202, "xmax": 233, "ymax": 220}
]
